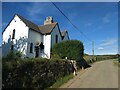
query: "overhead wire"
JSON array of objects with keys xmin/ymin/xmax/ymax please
[{"xmin": 49, "ymin": 0, "xmax": 92, "ymax": 42}]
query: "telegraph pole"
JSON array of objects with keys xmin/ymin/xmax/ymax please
[{"xmin": 92, "ymin": 41, "xmax": 94, "ymax": 60}]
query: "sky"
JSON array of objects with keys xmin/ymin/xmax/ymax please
[{"xmin": 1, "ymin": 2, "xmax": 118, "ymax": 55}]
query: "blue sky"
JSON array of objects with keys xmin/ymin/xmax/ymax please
[{"xmin": 1, "ymin": 2, "xmax": 118, "ymax": 55}]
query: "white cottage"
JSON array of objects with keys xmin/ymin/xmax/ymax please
[{"xmin": 2, "ymin": 14, "xmax": 69, "ymax": 59}]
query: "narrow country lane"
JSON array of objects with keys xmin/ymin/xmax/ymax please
[{"xmin": 60, "ymin": 60, "xmax": 118, "ymax": 88}]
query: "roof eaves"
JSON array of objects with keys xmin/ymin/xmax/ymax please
[
  {"xmin": 2, "ymin": 14, "xmax": 17, "ymax": 34},
  {"xmin": 17, "ymin": 14, "xmax": 43, "ymax": 34},
  {"xmin": 48, "ymin": 22, "xmax": 58, "ymax": 33}
]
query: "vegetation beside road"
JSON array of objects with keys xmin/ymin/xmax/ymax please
[
  {"xmin": 2, "ymin": 39, "xmax": 118, "ymax": 89},
  {"xmin": 52, "ymin": 40, "xmax": 92, "ymax": 70},
  {"xmin": 2, "ymin": 40, "xmax": 87, "ymax": 89},
  {"xmin": 84, "ymin": 54, "xmax": 118, "ymax": 64},
  {"xmin": 3, "ymin": 57, "xmax": 74, "ymax": 89},
  {"xmin": 113, "ymin": 60, "xmax": 120, "ymax": 67},
  {"xmin": 52, "ymin": 40, "xmax": 84, "ymax": 61},
  {"xmin": 49, "ymin": 73, "xmax": 74, "ymax": 89}
]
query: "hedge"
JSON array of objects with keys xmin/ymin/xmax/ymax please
[
  {"xmin": 52, "ymin": 40, "xmax": 84, "ymax": 61},
  {"xmin": 2, "ymin": 58, "xmax": 74, "ymax": 89}
]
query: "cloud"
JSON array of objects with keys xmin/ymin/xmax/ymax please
[
  {"xmin": 102, "ymin": 13, "xmax": 111, "ymax": 24},
  {"xmin": 26, "ymin": 3, "xmax": 43, "ymax": 17},
  {"xmin": 98, "ymin": 47, "xmax": 104, "ymax": 50},
  {"xmin": 24, "ymin": 2, "xmax": 52, "ymax": 23},
  {"xmin": 100, "ymin": 38, "xmax": 117, "ymax": 46},
  {"xmin": 95, "ymin": 46, "xmax": 118, "ymax": 55},
  {"xmin": 95, "ymin": 38, "xmax": 118, "ymax": 54}
]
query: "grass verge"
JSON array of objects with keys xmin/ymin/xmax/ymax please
[
  {"xmin": 113, "ymin": 60, "xmax": 120, "ymax": 67},
  {"xmin": 48, "ymin": 73, "xmax": 74, "ymax": 89}
]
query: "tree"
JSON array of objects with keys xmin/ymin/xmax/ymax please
[{"xmin": 52, "ymin": 40, "xmax": 84, "ymax": 61}]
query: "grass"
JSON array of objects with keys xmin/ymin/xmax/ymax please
[
  {"xmin": 113, "ymin": 60, "xmax": 120, "ymax": 67},
  {"xmin": 48, "ymin": 73, "xmax": 74, "ymax": 89}
]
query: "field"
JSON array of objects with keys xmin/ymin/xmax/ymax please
[{"xmin": 84, "ymin": 54, "xmax": 118, "ymax": 62}]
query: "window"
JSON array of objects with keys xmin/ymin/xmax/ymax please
[
  {"xmin": 55, "ymin": 35, "xmax": 58, "ymax": 43},
  {"xmin": 30, "ymin": 43, "xmax": 33, "ymax": 53},
  {"xmin": 12, "ymin": 29, "xmax": 15, "ymax": 39}
]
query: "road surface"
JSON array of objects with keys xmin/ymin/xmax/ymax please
[{"xmin": 60, "ymin": 60, "xmax": 118, "ymax": 88}]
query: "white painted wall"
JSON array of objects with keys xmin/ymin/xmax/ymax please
[
  {"xmin": 43, "ymin": 35, "xmax": 51, "ymax": 59},
  {"xmin": 43, "ymin": 25, "xmax": 62, "ymax": 59},
  {"xmin": 62, "ymin": 33, "xmax": 69, "ymax": 41},
  {"xmin": 51, "ymin": 25, "xmax": 62, "ymax": 47},
  {"xmin": 27, "ymin": 29, "xmax": 43, "ymax": 58},
  {"xmin": 2, "ymin": 15, "xmax": 29, "ymax": 57},
  {"xmin": 2, "ymin": 15, "xmax": 70, "ymax": 59}
]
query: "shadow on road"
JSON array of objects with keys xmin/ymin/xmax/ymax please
[{"xmin": 77, "ymin": 58, "xmax": 91, "ymax": 69}]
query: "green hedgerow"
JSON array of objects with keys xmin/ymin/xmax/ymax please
[{"xmin": 52, "ymin": 40, "xmax": 84, "ymax": 61}]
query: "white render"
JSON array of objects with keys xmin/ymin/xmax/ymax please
[
  {"xmin": 2, "ymin": 14, "xmax": 69, "ymax": 59},
  {"xmin": 43, "ymin": 35, "xmax": 51, "ymax": 58},
  {"xmin": 43, "ymin": 25, "xmax": 62, "ymax": 58},
  {"xmin": 2, "ymin": 15, "xmax": 29, "ymax": 57},
  {"xmin": 27, "ymin": 29, "xmax": 43, "ymax": 58},
  {"xmin": 62, "ymin": 33, "xmax": 69, "ymax": 41},
  {"xmin": 51, "ymin": 25, "xmax": 62, "ymax": 47}
]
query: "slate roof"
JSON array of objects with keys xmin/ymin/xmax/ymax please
[
  {"xmin": 17, "ymin": 14, "xmax": 41, "ymax": 33},
  {"xmin": 17, "ymin": 14, "xmax": 58, "ymax": 34},
  {"xmin": 38, "ymin": 22, "xmax": 57, "ymax": 34},
  {"xmin": 3, "ymin": 14, "xmax": 69, "ymax": 39}
]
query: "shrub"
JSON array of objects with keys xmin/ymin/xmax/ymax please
[
  {"xmin": 52, "ymin": 40, "xmax": 84, "ymax": 61},
  {"xmin": 2, "ymin": 58, "xmax": 74, "ymax": 89},
  {"xmin": 3, "ymin": 51, "xmax": 22, "ymax": 61}
]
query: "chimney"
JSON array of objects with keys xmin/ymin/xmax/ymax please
[{"xmin": 44, "ymin": 16, "xmax": 53, "ymax": 25}]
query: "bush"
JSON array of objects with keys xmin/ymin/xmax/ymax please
[
  {"xmin": 52, "ymin": 40, "xmax": 84, "ymax": 61},
  {"xmin": 2, "ymin": 58, "xmax": 74, "ymax": 89},
  {"xmin": 3, "ymin": 51, "xmax": 22, "ymax": 61}
]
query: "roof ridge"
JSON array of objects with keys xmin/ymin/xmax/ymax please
[
  {"xmin": 16, "ymin": 14, "xmax": 42, "ymax": 33},
  {"xmin": 16, "ymin": 14, "xmax": 38, "ymax": 26},
  {"xmin": 38, "ymin": 22, "xmax": 58, "ymax": 27},
  {"xmin": 38, "ymin": 22, "xmax": 58, "ymax": 34}
]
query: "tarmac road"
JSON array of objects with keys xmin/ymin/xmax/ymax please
[{"xmin": 60, "ymin": 60, "xmax": 118, "ymax": 88}]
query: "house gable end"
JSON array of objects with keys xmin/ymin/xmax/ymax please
[
  {"xmin": 51, "ymin": 23, "xmax": 63, "ymax": 38},
  {"xmin": 51, "ymin": 23, "xmax": 63, "ymax": 39},
  {"xmin": 2, "ymin": 14, "xmax": 16, "ymax": 34},
  {"xmin": 2, "ymin": 14, "xmax": 30, "ymax": 34},
  {"xmin": 16, "ymin": 14, "xmax": 42, "ymax": 34},
  {"xmin": 51, "ymin": 24, "xmax": 62, "ymax": 47},
  {"xmin": 2, "ymin": 14, "xmax": 42, "ymax": 34},
  {"xmin": 61, "ymin": 30, "xmax": 70, "ymax": 40},
  {"xmin": 66, "ymin": 31, "xmax": 70, "ymax": 40}
]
